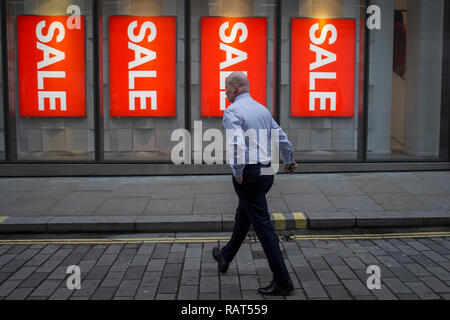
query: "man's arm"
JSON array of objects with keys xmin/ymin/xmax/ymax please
[
  {"xmin": 271, "ymin": 119, "xmax": 294, "ymax": 164},
  {"xmin": 270, "ymin": 118, "xmax": 298, "ymax": 174},
  {"xmin": 223, "ymin": 108, "xmax": 246, "ymax": 179}
]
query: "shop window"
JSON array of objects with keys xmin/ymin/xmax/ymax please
[
  {"xmin": 190, "ymin": 0, "xmax": 277, "ymax": 162},
  {"xmin": 281, "ymin": 0, "xmax": 364, "ymax": 161},
  {"xmin": 367, "ymin": 0, "xmax": 448, "ymax": 161},
  {"xmin": 101, "ymin": 0, "xmax": 185, "ymax": 161},
  {"xmin": 5, "ymin": 0, "xmax": 95, "ymax": 160}
]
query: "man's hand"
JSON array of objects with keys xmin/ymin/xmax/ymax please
[
  {"xmin": 234, "ymin": 176, "xmax": 243, "ymax": 184},
  {"xmin": 284, "ymin": 161, "xmax": 298, "ymax": 174}
]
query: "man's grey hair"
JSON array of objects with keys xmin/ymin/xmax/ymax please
[{"xmin": 226, "ymin": 71, "xmax": 250, "ymax": 88}]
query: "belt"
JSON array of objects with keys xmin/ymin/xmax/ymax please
[{"xmin": 246, "ymin": 162, "xmax": 271, "ymax": 168}]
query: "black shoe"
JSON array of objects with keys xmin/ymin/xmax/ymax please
[
  {"xmin": 258, "ymin": 280, "xmax": 294, "ymax": 296},
  {"xmin": 212, "ymin": 247, "xmax": 229, "ymax": 273}
]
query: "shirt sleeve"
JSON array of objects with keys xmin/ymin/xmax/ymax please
[
  {"xmin": 223, "ymin": 108, "xmax": 246, "ymax": 178},
  {"xmin": 270, "ymin": 118, "xmax": 294, "ymax": 165}
]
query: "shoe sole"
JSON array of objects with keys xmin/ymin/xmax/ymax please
[{"xmin": 258, "ymin": 288, "xmax": 295, "ymax": 296}]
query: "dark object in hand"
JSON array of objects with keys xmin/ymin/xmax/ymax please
[{"xmin": 286, "ymin": 161, "xmax": 298, "ymax": 174}]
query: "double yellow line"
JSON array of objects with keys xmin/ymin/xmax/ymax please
[
  {"xmin": 0, "ymin": 232, "xmax": 449, "ymax": 245},
  {"xmin": 293, "ymin": 231, "xmax": 450, "ymax": 241},
  {"xmin": 0, "ymin": 236, "xmax": 232, "ymax": 245}
]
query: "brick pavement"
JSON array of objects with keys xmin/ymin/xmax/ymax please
[{"xmin": 0, "ymin": 235, "xmax": 450, "ymax": 300}]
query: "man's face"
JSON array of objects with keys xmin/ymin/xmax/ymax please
[{"xmin": 225, "ymin": 81, "xmax": 238, "ymax": 103}]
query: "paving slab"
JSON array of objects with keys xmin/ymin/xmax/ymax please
[
  {"xmin": 315, "ymin": 181, "xmax": 365, "ymax": 196},
  {"xmin": 370, "ymin": 193, "xmax": 431, "ymax": 211},
  {"xmin": 283, "ymin": 194, "xmax": 337, "ymax": 212},
  {"xmin": 1, "ymin": 199, "xmax": 58, "ymax": 216},
  {"xmin": 389, "ymin": 178, "xmax": 447, "ymax": 196},
  {"xmin": 46, "ymin": 191, "xmax": 111, "ymax": 215},
  {"xmin": 276, "ymin": 180, "xmax": 321, "ymax": 194},
  {"xmin": 95, "ymin": 198, "xmax": 149, "ymax": 216},
  {"xmin": 328, "ymin": 195, "xmax": 384, "ymax": 212},
  {"xmin": 417, "ymin": 195, "xmax": 450, "ymax": 211},
  {"xmin": 0, "ymin": 192, "xmax": 28, "ymax": 211},
  {"xmin": 350, "ymin": 178, "xmax": 404, "ymax": 194},
  {"xmin": 144, "ymin": 199, "xmax": 193, "ymax": 215}
]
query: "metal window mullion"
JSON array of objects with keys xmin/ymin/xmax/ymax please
[
  {"xmin": 185, "ymin": 0, "xmax": 191, "ymax": 132},
  {"xmin": 275, "ymin": 0, "xmax": 281, "ymax": 124},
  {"xmin": 93, "ymin": 0, "xmax": 104, "ymax": 163},
  {"xmin": 1, "ymin": 0, "xmax": 8, "ymax": 163},
  {"xmin": 441, "ymin": 0, "xmax": 450, "ymax": 161},
  {"xmin": 357, "ymin": 0, "xmax": 370, "ymax": 162},
  {"xmin": 2, "ymin": 1, "xmax": 17, "ymax": 163}
]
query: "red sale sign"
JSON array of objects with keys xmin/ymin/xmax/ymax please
[
  {"xmin": 201, "ymin": 17, "xmax": 267, "ymax": 117},
  {"xmin": 291, "ymin": 18, "xmax": 355, "ymax": 117},
  {"xmin": 109, "ymin": 16, "xmax": 176, "ymax": 117},
  {"xmin": 17, "ymin": 16, "xmax": 86, "ymax": 117}
]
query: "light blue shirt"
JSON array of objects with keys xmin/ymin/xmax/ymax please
[{"xmin": 222, "ymin": 92, "xmax": 294, "ymax": 178}]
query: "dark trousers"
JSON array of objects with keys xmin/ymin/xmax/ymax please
[{"xmin": 221, "ymin": 164, "xmax": 291, "ymax": 283}]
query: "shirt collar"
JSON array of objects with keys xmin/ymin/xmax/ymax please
[{"xmin": 234, "ymin": 92, "xmax": 250, "ymax": 103}]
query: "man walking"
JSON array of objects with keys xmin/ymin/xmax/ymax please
[{"xmin": 213, "ymin": 71, "xmax": 298, "ymax": 296}]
